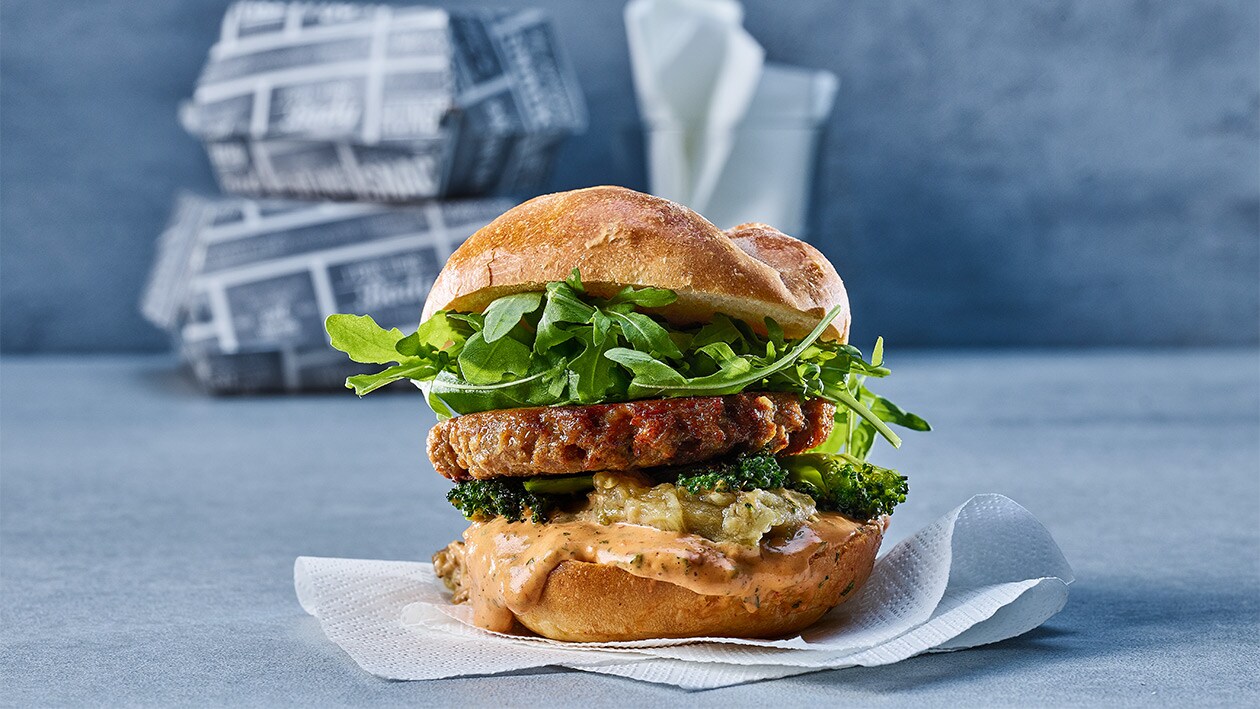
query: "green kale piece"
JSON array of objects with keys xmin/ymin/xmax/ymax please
[
  {"xmin": 780, "ymin": 453, "xmax": 908, "ymax": 519},
  {"xmin": 675, "ymin": 454, "xmax": 789, "ymax": 493},
  {"xmin": 445, "ymin": 479, "xmax": 552, "ymax": 523}
]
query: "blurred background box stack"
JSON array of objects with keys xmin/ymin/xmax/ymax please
[
  {"xmin": 141, "ymin": 194, "xmax": 514, "ymax": 393},
  {"xmin": 145, "ymin": 1, "xmax": 586, "ymax": 392},
  {"xmin": 181, "ymin": 1, "xmax": 587, "ymax": 202}
]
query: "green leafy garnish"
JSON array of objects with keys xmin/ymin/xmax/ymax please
[
  {"xmin": 325, "ymin": 269, "xmax": 928, "ymax": 462},
  {"xmin": 457, "ymin": 331, "xmax": 532, "ymax": 384},
  {"xmin": 325, "ymin": 314, "xmax": 408, "ymax": 364},
  {"xmin": 809, "ymin": 335, "xmax": 931, "ymax": 459},
  {"xmin": 328, "ymin": 311, "xmax": 467, "ymax": 395},
  {"xmin": 481, "ymin": 292, "xmax": 543, "ymax": 343}
]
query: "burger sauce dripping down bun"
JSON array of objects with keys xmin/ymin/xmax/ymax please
[
  {"xmin": 459, "ymin": 514, "xmax": 882, "ymax": 642},
  {"xmin": 423, "ymin": 185, "xmax": 851, "ymax": 342}
]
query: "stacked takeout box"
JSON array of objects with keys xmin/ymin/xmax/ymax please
[{"xmin": 143, "ymin": 1, "xmax": 585, "ymax": 392}]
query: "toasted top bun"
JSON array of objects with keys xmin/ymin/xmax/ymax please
[
  {"xmin": 423, "ymin": 186, "xmax": 850, "ymax": 341},
  {"xmin": 513, "ymin": 515, "xmax": 883, "ymax": 642}
]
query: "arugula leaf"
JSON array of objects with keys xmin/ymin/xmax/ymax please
[
  {"xmin": 446, "ymin": 312, "xmax": 484, "ymax": 331},
  {"xmin": 812, "ymin": 413, "xmax": 847, "ymax": 455},
  {"xmin": 568, "ymin": 325, "xmax": 621, "ymax": 404},
  {"xmin": 481, "ymin": 292, "xmax": 543, "ymax": 343},
  {"xmin": 346, "ymin": 360, "xmax": 440, "ymax": 395},
  {"xmin": 605, "ymin": 284, "xmax": 677, "ymax": 308},
  {"xmin": 592, "ymin": 309, "xmax": 613, "ymax": 344},
  {"xmin": 695, "ymin": 341, "xmax": 741, "ymax": 366},
  {"xmin": 607, "ymin": 310, "xmax": 683, "ymax": 360},
  {"xmin": 457, "ymin": 331, "xmax": 532, "ymax": 384},
  {"xmin": 695, "ymin": 342, "xmax": 753, "ymax": 378},
  {"xmin": 604, "ymin": 349, "xmax": 688, "ymax": 385},
  {"xmin": 867, "ymin": 391, "xmax": 932, "ymax": 431},
  {"xmin": 847, "ymin": 418, "xmax": 877, "ymax": 460},
  {"xmin": 691, "ymin": 315, "xmax": 747, "ymax": 352},
  {"xmin": 326, "ymin": 314, "xmax": 406, "ymax": 365},
  {"xmin": 831, "ymin": 386, "xmax": 902, "ymax": 448},
  {"xmin": 613, "ymin": 304, "xmax": 844, "ymax": 398},
  {"xmin": 535, "ymin": 281, "xmax": 595, "ymax": 353},
  {"xmin": 327, "ymin": 314, "xmax": 451, "ymax": 395},
  {"xmin": 426, "ymin": 367, "xmax": 567, "ymax": 415},
  {"xmin": 765, "ymin": 317, "xmax": 785, "ymax": 356},
  {"xmin": 396, "ymin": 311, "xmax": 466, "ymax": 357}
]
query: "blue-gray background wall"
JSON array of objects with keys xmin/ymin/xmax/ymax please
[{"xmin": 2, "ymin": 0, "xmax": 1257, "ymax": 352}]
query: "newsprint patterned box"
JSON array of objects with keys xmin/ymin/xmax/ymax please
[
  {"xmin": 142, "ymin": 193, "xmax": 514, "ymax": 393},
  {"xmin": 180, "ymin": 1, "xmax": 587, "ymax": 202}
]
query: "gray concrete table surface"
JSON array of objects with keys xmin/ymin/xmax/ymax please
[{"xmin": 2, "ymin": 351, "xmax": 1257, "ymax": 707}]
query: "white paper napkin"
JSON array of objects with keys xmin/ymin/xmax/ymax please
[{"xmin": 295, "ymin": 494, "xmax": 1073, "ymax": 689}]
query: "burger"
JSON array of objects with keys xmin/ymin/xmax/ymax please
[{"xmin": 326, "ymin": 186, "xmax": 929, "ymax": 641}]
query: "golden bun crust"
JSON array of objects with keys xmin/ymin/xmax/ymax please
[
  {"xmin": 513, "ymin": 516, "xmax": 883, "ymax": 642},
  {"xmin": 423, "ymin": 186, "xmax": 850, "ymax": 342}
]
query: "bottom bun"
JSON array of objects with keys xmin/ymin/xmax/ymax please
[{"xmin": 514, "ymin": 518, "xmax": 884, "ymax": 642}]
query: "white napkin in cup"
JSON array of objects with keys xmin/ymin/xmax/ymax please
[
  {"xmin": 625, "ymin": 0, "xmax": 765, "ymax": 214},
  {"xmin": 295, "ymin": 494, "xmax": 1072, "ymax": 689},
  {"xmin": 624, "ymin": 0, "xmax": 839, "ymax": 234}
]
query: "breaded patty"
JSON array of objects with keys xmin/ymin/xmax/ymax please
[{"xmin": 427, "ymin": 393, "xmax": 834, "ymax": 480}]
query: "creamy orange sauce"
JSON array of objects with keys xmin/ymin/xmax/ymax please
[{"xmin": 458, "ymin": 514, "xmax": 864, "ymax": 633}]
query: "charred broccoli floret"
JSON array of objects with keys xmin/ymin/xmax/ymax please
[
  {"xmin": 446, "ymin": 478, "xmax": 552, "ymax": 523},
  {"xmin": 675, "ymin": 454, "xmax": 788, "ymax": 493},
  {"xmin": 671, "ymin": 452, "xmax": 907, "ymax": 520},
  {"xmin": 780, "ymin": 452, "xmax": 908, "ymax": 519}
]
